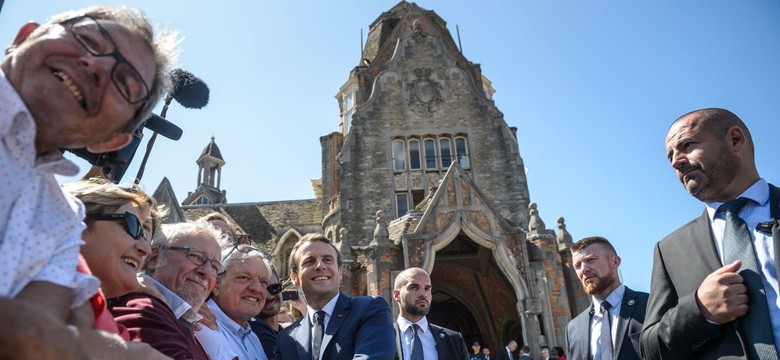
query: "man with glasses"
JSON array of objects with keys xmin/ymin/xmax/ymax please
[
  {"xmin": 196, "ymin": 244, "xmax": 273, "ymax": 360},
  {"xmin": 0, "ymin": 5, "xmax": 177, "ymax": 359},
  {"xmin": 110, "ymin": 219, "xmax": 222, "ymax": 360},
  {"xmin": 250, "ymin": 265, "xmax": 285, "ymax": 359}
]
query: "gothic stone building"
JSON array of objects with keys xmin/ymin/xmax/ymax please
[{"xmin": 154, "ymin": 1, "xmax": 588, "ymax": 354}]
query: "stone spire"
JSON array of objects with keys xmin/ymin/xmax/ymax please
[
  {"xmin": 557, "ymin": 217, "xmax": 573, "ymax": 251},
  {"xmin": 528, "ymin": 202, "xmax": 546, "ymax": 232}
]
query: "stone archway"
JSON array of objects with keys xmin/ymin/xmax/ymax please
[{"xmin": 426, "ymin": 234, "xmax": 523, "ymax": 353}]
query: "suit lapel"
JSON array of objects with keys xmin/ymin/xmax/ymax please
[
  {"xmin": 769, "ymin": 185, "xmax": 780, "ymax": 281},
  {"xmin": 394, "ymin": 323, "xmax": 403, "ymax": 360},
  {"xmin": 429, "ymin": 324, "xmax": 447, "ymax": 359},
  {"xmin": 289, "ymin": 317, "xmax": 312, "ymax": 360},
  {"xmin": 574, "ymin": 303, "xmax": 595, "ymax": 359},
  {"xmin": 613, "ymin": 287, "xmax": 638, "ymax": 358},
  {"xmin": 322, "ymin": 293, "xmax": 349, "ymax": 355}
]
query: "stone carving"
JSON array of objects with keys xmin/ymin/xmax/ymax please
[
  {"xmin": 528, "ymin": 202, "xmax": 545, "ymax": 232},
  {"xmin": 407, "ymin": 68, "xmax": 443, "ymax": 117}
]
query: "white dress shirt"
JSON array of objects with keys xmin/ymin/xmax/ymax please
[
  {"xmin": 308, "ymin": 293, "xmax": 340, "ymax": 360},
  {"xmin": 396, "ymin": 316, "xmax": 437, "ymax": 360},
  {"xmin": 706, "ymin": 178, "xmax": 780, "ymax": 351}
]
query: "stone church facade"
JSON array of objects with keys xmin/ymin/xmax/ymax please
[{"xmin": 153, "ymin": 1, "xmax": 588, "ymax": 354}]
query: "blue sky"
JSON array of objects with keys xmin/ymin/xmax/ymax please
[{"xmin": 1, "ymin": 1, "xmax": 778, "ymax": 292}]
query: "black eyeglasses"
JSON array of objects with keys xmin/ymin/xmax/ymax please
[
  {"xmin": 62, "ymin": 15, "xmax": 150, "ymax": 104},
  {"xmin": 222, "ymin": 244, "xmax": 271, "ymax": 262},
  {"xmin": 267, "ymin": 283, "xmax": 282, "ymax": 295},
  {"xmin": 160, "ymin": 246, "xmax": 225, "ymax": 276},
  {"xmin": 91, "ymin": 211, "xmax": 145, "ymax": 240}
]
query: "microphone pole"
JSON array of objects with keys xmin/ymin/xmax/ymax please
[{"xmin": 133, "ymin": 94, "xmax": 172, "ymax": 185}]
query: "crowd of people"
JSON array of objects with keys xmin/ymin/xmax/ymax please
[{"xmin": 1, "ymin": 3, "xmax": 777, "ymax": 360}]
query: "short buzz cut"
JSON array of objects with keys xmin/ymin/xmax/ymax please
[{"xmin": 570, "ymin": 236, "xmax": 617, "ymax": 255}]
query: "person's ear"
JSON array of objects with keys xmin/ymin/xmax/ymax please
[
  {"xmin": 392, "ymin": 289, "xmax": 400, "ymax": 302},
  {"xmin": 290, "ymin": 271, "xmax": 299, "ymax": 286},
  {"xmin": 145, "ymin": 249, "xmax": 160, "ymax": 271},
  {"xmin": 727, "ymin": 126, "xmax": 746, "ymax": 151},
  {"xmin": 6, "ymin": 22, "xmax": 38, "ymax": 54},
  {"xmin": 86, "ymin": 132, "xmax": 133, "ymax": 153}
]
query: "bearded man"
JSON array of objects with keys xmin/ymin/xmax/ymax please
[
  {"xmin": 392, "ymin": 267, "xmax": 469, "ymax": 360},
  {"xmin": 565, "ymin": 236, "xmax": 648, "ymax": 360}
]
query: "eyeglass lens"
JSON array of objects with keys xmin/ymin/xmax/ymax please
[{"xmin": 68, "ymin": 16, "xmax": 149, "ymax": 103}]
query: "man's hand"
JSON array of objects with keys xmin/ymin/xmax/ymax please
[
  {"xmin": 695, "ymin": 260, "xmax": 749, "ymax": 324},
  {"xmin": 194, "ymin": 302, "xmax": 218, "ymax": 331}
]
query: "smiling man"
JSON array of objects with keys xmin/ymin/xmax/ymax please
[
  {"xmin": 0, "ymin": 5, "xmax": 177, "ymax": 359},
  {"xmin": 392, "ymin": 267, "xmax": 469, "ymax": 360},
  {"xmin": 110, "ymin": 219, "xmax": 223, "ymax": 360},
  {"xmin": 276, "ymin": 233, "xmax": 395, "ymax": 360},
  {"xmin": 565, "ymin": 236, "xmax": 647, "ymax": 360},
  {"xmin": 197, "ymin": 244, "xmax": 272, "ymax": 360}
]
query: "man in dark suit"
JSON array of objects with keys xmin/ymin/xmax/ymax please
[
  {"xmin": 517, "ymin": 345, "xmax": 532, "ymax": 360},
  {"xmin": 641, "ymin": 108, "xmax": 780, "ymax": 359},
  {"xmin": 494, "ymin": 340, "xmax": 517, "ymax": 360},
  {"xmin": 392, "ymin": 267, "xmax": 469, "ymax": 360},
  {"xmin": 565, "ymin": 236, "xmax": 648, "ymax": 360},
  {"xmin": 276, "ymin": 233, "xmax": 395, "ymax": 360}
]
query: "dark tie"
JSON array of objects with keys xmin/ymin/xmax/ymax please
[
  {"xmin": 312, "ymin": 310, "xmax": 326, "ymax": 360},
  {"xmin": 720, "ymin": 198, "xmax": 779, "ymax": 359},
  {"xmin": 411, "ymin": 324, "xmax": 424, "ymax": 360},
  {"xmin": 600, "ymin": 301, "xmax": 613, "ymax": 360}
]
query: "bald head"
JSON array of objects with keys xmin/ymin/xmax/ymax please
[
  {"xmin": 670, "ymin": 108, "xmax": 754, "ymax": 157},
  {"xmin": 665, "ymin": 108, "xmax": 759, "ymax": 202}
]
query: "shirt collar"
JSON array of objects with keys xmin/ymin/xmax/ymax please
[
  {"xmin": 397, "ymin": 315, "xmax": 429, "ymax": 333},
  {"xmin": 308, "ymin": 292, "xmax": 340, "ymax": 324},
  {"xmin": 140, "ymin": 274, "xmax": 203, "ymax": 323},
  {"xmin": 706, "ymin": 178, "xmax": 769, "ymax": 221},
  {"xmin": 592, "ymin": 283, "xmax": 625, "ymax": 314},
  {"xmin": 207, "ymin": 298, "xmax": 253, "ymax": 337}
]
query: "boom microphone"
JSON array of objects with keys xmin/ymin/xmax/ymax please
[
  {"xmin": 169, "ymin": 68, "xmax": 210, "ymax": 109},
  {"xmin": 133, "ymin": 68, "xmax": 209, "ymax": 185}
]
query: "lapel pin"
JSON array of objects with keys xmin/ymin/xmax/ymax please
[
  {"xmin": 337, "ymin": 314, "xmax": 344, "ymax": 318},
  {"xmin": 628, "ymin": 299, "xmax": 635, "ymax": 306},
  {"xmin": 439, "ymin": 333, "xmax": 445, "ymax": 339}
]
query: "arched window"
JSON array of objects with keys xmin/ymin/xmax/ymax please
[
  {"xmin": 439, "ymin": 138, "xmax": 452, "ymax": 168},
  {"xmin": 455, "ymin": 137, "xmax": 469, "ymax": 168},
  {"xmin": 423, "ymin": 138, "xmax": 437, "ymax": 169},
  {"xmin": 392, "ymin": 140, "xmax": 405, "ymax": 171},
  {"xmin": 408, "ymin": 139, "xmax": 421, "ymax": 170}
]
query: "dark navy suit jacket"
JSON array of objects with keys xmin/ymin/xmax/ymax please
[
  {"xmin": 393, "ymin": 320, "xmax": 469, "ymax": 360},
  {"xmin": 275, "ymin": 292, "xmax": 395, "ymax": 360},
  {"xmin": 565, "ymin": 286, "xmax": 648, "ymax": 360}
]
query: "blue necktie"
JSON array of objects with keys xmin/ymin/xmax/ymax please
[
  {"xmin": 312, "ymin": 310, "xmax": 326, "ymax": 360},
  {"xmin": 411, "ymin": 324, "xmax": 424, "ymax": 360},
  {"xmin": 600, "ymin": 301, "xmax": 613, "ymax": 360},
  {"xmin": 720, "ymin": 198, "xmax": 779, "ymax": 359}
]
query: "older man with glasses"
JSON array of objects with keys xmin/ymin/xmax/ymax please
[
  {"xmin": 110, "ymin": 219, "xmax": 223, "ymax": 360},
  {"xmin": 0, "ymin": 5, "xmax": 178, "ymax": 359},
  {"xmin": 196, "ymin": 244, "xmax": 274, "ymax": 360}
]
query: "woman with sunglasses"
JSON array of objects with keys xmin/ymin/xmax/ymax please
[{"xmin": 64, "ymin": 178, "xmax": 170, "ymax": 359}]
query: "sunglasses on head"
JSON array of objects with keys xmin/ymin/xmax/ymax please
[{"xmin": 91, "ymin": 211, "xmax": 145, "ymax": 240}]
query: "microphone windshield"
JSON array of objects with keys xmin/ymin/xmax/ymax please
[{"xmin": 170, "ymin": 68, "xmax": 210, "ymax": 109}]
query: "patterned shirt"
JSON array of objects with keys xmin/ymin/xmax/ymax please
[{"xmin": 0, "ymin": 70, "xmax": 97, "ymax": 307}]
